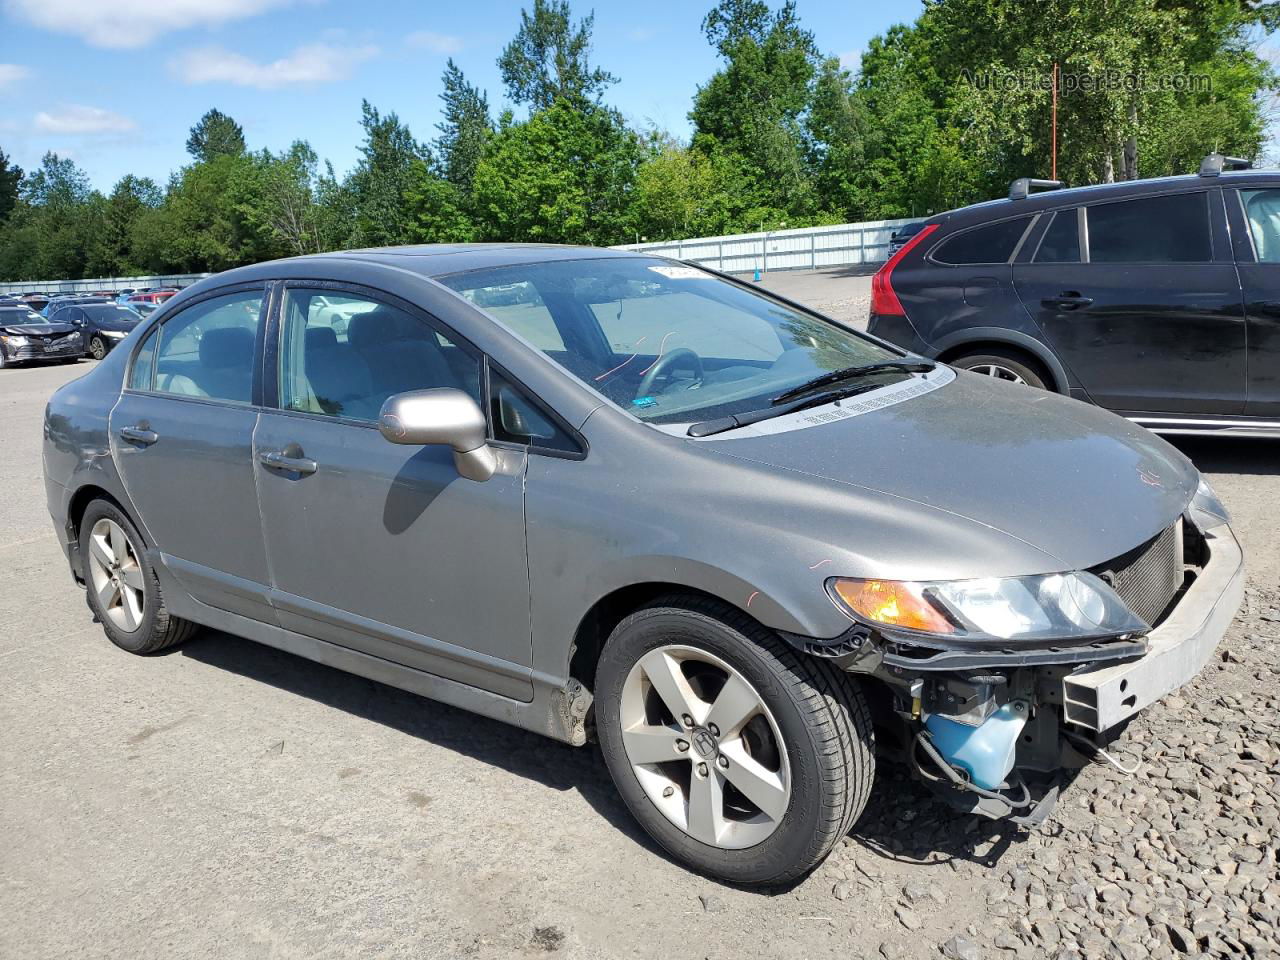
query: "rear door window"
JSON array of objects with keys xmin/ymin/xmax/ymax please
[
  {"xmin": 1241, "ymin": 188, "xmax": 1280, "ymax": 262},
  {"xmin": 1034, "ymin": 210, "xmax": 1081, "ymax": 263},
  {"xmin": 153, "ymin": 290, "xmax": 264, "ymax": 404},
  {"xmin": 931, "ymin": 216, "xmax": 1033, "ymax": 265},
  {"xmin": 1085, "ymin": 192, "xmax": 1211, "ymax": 263}
]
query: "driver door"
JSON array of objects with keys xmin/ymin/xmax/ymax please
[{"xmin": 252, "ymin": 283, "xmax": 535, "ymax": 700}]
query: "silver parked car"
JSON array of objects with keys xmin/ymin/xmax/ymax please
[{"xmin": 43, "ymin": 245, "xmax": 1244, "ymax": 884}]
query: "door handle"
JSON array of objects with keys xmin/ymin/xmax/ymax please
[
  {"xmin": 1042, "ymin": 292, "xmax": 1094, "ymax": 310},
  {"xmin": 119, "ymin": 425, "xmax": 159, "ymax": 446},
  {"xmin": 259, "ymin": 450, "xmax": 318, "ymax": 476}
]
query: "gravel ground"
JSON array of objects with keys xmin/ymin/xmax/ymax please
[
  {"xmin": 2, "ymin": 309, "xmax": 1277, "ymax": 960},
  {"xmin": 758, "ymin": 268, "xmax": 874, "ymax": 329}
]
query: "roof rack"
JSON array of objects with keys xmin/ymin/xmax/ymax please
[
  {"xmin": 1199, "ymin": 153, "xmax": 1252, "ymax": 177},
  {"xmin": 1008, "ymin": 178, "xmax": 1064, "ymax": 200}
]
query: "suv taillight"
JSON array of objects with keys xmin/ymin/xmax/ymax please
[{"xmin": 870, "ymin": 223, "xmax": 938, "ymax": 318}]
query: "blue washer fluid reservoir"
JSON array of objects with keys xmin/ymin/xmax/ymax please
[{"xmin": 924, "ymin": 701, "xmax": 1028, "ymax": 791}]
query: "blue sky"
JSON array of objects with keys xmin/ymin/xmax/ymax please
[{"xmin": 0, "ymin": 0, "xmax": 923, "ymax": 191}]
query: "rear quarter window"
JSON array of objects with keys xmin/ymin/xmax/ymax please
[{"xmin": 931, "ymin": 216, "xmax": 1034, "ymax": 265}]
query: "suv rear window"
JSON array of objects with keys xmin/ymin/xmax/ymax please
[
  {"xmin": 931, "ymin": 216, "xmax": 1033, "ymax": 265},
  {"xmin": 1085, "ymin": 192, "xmax": 1210, "ymax": 263}
]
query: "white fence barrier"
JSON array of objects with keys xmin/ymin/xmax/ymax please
[
  {"xmin": 0, "ymin": 273, "xmax": 210, "ymax": 295},
  {"xmin": 611, "ymin": 218, "xmax": 917, "ymax": 274}
]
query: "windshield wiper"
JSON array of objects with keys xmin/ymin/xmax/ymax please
[
  {"xmin": 687, "ymin": 383, "xmax": 882, "ymax": 438},
  {"xmin": 770, "ymin": 360, "xmax": 936, "ymax": 405}
]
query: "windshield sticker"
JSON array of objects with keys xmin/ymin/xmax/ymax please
[
  {"xmin": 648, "ymin": 265, "xmax": 710, "ymax": 280},
  {"xmin": 632, "ymin": 396, "xmax": 657, "ymax": 408}
]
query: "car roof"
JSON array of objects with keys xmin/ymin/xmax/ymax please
[
  {"xmin": 201, "ymin": 243, "xmax": 646, "ymax": 288},
  {"xmin": 930, "ymin": 169, "xmax": 1280, "ymax": 228}
]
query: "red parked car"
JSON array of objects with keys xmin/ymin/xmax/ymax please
[{"xmin": 128, "ymin": 290, "xmax": 178, "ymax": 305}]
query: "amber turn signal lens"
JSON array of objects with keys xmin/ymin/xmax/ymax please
[{"xmin": 829, "ymin": 578, "xmax": 955, "ymax": 633}]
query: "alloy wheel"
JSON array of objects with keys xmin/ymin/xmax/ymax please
[
  {"xmin": 967, "ymin": 363, "xmax": 1027, "ymax": 385},
  {"xmin": 87, "ymin": 517, "xmax": 145, "ymax": 632},
  {"xmin": 89, "ymin": 337, "xmax": 106, "ymax": 360},
  {"xmin": 619, "ymin": 644, "xmax": 791, "ymax": 849}
]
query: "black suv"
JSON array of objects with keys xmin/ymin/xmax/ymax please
[{"xmin": 868, "ymin": 154, "xmax": 1279, "ymax": 437}]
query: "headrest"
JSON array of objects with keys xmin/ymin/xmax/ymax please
[
  {"xmin": 199, "ymin": 326, "xmax": 254, "ymax": 370},
  {"xmin": 348, "ymin": 308, "xmax": 422, "ymax": 349},
  {"xmin": 305, "ymin": 326, "xmax": 338, "ymax": 351}
]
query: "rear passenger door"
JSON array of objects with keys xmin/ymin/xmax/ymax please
[
  {"xmin": 110, "ymin": 284, "xmax": 275, "ymax": 620},
  {"xmin": 252, "ymin": 283, "xmax": 534, "ymax": 699},
  {"xmin": 1227, "ymin": 187, "xmax": 1280, "ymax": 418},
  {"xmin": 1012, "ymin": 191, "xmax": 1245, "ymax": 415}
]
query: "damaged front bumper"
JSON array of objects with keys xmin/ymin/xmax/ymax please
[
  {"xmin": 1062, "ymin": 519, "xmax": 1243, "ymax": 731},
  {"xmin": 783, "ymin": 515, "xmax": 1245, "ymax": 824}
]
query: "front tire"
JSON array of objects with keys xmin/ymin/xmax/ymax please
[
  {"xmin": 88, "ymin": 335, "xmax": 106, "ymax": 360},
  {"xmin": 595, "ymin": 596, "xmax": 874, "ymax": 885},
  {"xmin": 79, "ymin": 499, "xmax": 197, "ymax": 654}
]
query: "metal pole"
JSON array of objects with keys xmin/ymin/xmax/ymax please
[{"xmin": 1052, "ymin": 61, "xmax": 1058, "ymax": 182}]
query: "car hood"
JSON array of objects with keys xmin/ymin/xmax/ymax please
[
  {"xmin": 0, "ymin": 322, "xmax": 78, "ymax": 336},
  {"xmin": 704, "ymin": 371, "xmax": 1198, "ymax": 572}
]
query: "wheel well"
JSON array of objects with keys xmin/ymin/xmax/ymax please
[
  {"xmin": 67, "ymin": 485, "xmax": 131, "ymax": 542},
  {"xmin": 937, "ymin": 341, "xmax": 1059, "ymax": 391},
  {"xmin": 568, "ymin": 583, "xmax": 739, "ymax": 692}
]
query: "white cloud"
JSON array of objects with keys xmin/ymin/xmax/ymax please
[
  {"xmin": 839, "ymin": 50, "xmax": 862, "ymax": 74},
  {"xmin": 34, "ymin": 105, "xmax": 137, "ymax": 134},
  {"xmin": 172, "ymin": 42, "xmax": 379, "ymax": 89},
  {"xmin": 405, "ymin": 30, "xmax": 463, "ymax": 54},
  {"xmin": 0, "ymin": 64, "xmax": 31, "ymax": 92},
  {"xmin": 3, "ymin": 0, "xmax": 299, "ymax": 49}
]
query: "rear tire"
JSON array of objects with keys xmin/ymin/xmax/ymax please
[
  {"xmin": 595, "ymin": 596, "xmax": 875, "ymax": 885},
  {"xmin": 951, "ymin": 348, "xmax": 1050, "ymax": 390},
  {"xmin": 79, "ymin": 499, "xmax": 197, "ymax": 655}
]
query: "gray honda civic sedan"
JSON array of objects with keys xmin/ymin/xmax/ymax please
[{"xmin": 43, "ymin": 245, "xmax": 1244, "ymax": 884}]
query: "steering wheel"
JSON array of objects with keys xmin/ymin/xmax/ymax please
[{"xmin": 636, "ymin": 347, "xmax": 704, "ymax": 398}]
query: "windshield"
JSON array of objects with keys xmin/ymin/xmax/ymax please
[{"xmin": 439, "ymin": 257, "xmax": 907, "ymax": 425}]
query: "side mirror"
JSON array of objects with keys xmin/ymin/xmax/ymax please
[{"xmin": 377, "ymin": 388, "xmax": 497, "ymax": 482}]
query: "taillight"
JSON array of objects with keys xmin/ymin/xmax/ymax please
[{"xmin": 870, "ymin": 223, "xmax": 938, "ymax": 318}]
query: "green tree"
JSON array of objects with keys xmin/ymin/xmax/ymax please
[
  {"xmin": 498, "ymin": 0, "xmax": 617, "ymax": 109},
  {"xmin": 133, "ymin": 153, "xmax": 269, "ymax": 272},
  {"xmin": 471, "ymin": 100, "xmax": 639, "ymax": 244},
  {"xmin": 0, "ymin": 146, "xmax": 21, "ymax": 222},
  {"xmin": 405, "ymin": 161, "xmax": 477, "ymax": 243},
  {"xmin": 234, "ymin": 142, "xmax": 325, "ymax": 257},
  {"xmin": 17, "ymin": 153, "xmax": 94, "ymax": 279},
  {"xmin": 633, "ymin": 135, "xmax": 766, "ymax": 239},
  {"xmin": 86, "ymin": 174, "xmax": 162, "ymax": 275},
  {"xmin": 690, "ymin": 0, "xmax": 821, "ymax": 219},
  {"xmin": 436, "ymin": 59, "xmax": 493, "ymax": 193},
  {"xmin": 337, "ymin": 100, "xmax": 428, "ymax": 248},
  {"xmin": 186, "ymin": 108, "xmax": 247, "ymax": 163}
]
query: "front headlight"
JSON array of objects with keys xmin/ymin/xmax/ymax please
[
  {"xmin": 828, "ymin": 571, "xmax": 1149, "ymax": 642},
  {"xmin": 1, "ymin": 335, "xmax": 28, "ymax": 346},
  {"xmin": 1188, "ymin": 475, "xmax": 1229, "ymax": 528}
]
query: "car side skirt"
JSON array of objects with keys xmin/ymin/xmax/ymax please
[
  {"xmin": 150, "ymin": 554, "xmax": 587, "ymax": 745},
  {"xmin": 1128, "ymin": 415, "xmax": 1280, "ymax": 438}
]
